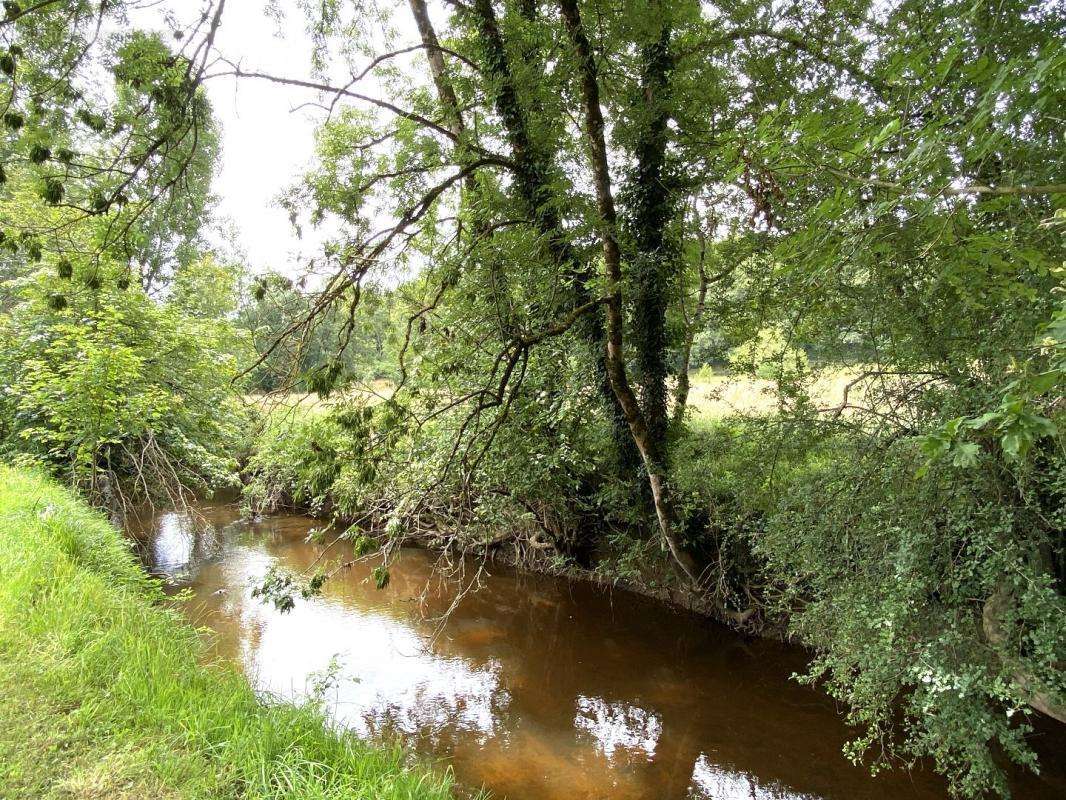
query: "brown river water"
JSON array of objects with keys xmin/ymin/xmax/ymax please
[{"xmin": 128, "ymin": 503, "xmax": 1066, "ymax": 800}]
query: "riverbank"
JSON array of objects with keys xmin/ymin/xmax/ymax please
[
  {"xmin": 236, "ymin": 388, "xmax": 1066, "ymax": 800},
  {"xmin": 240, "ymin": 398, "xmax": 783, "ymax": 633},
  {"xmin": 0, "ymin": 466, "xmax": 457, "ymax": 800}
]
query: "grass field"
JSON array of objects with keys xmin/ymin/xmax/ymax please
[
  {"xmin": 244, "ymin": 379, "xmax": 395, "ymax": 417},
  {"xmin": 0, "ymin": 466, "xmax": 456, "ymax": 800},
  {"xmin": 245, "ymin": 369, "xmax": 863, "ymax": 422},
  {"xmin": 684, "ymin": 368, "xmax": 863, "ymax": 418}
]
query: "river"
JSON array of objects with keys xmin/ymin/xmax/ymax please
[{"xmin": 128, "ymin": 502, "xmax": 1066, "ymax": 800}]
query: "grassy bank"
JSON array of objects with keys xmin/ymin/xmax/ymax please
[{"xmin": 0, "ymin": 466, "xmax": 457, "ymax": 800}]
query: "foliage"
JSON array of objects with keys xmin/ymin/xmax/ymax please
[
  {"xmin": 726, "ymin": 327, "xmax": 810, "ymax": 383},
  {"xmin": 0, "ymin": 252, "xmax": 250, "ymax": 509},
  {"xmin": 754, "ymin": 437, "xmax": 1064, "ymax": 798},
  {"xmin": 237, "ymin": 275, "xmax": 401, "ymax": 393},
  {"xmin": 244, "ymin": 364, "xmax": 612, "ymax": 563},
  {"xmin": 0, "ymin": 5, "xmax": 242, "ymax": 508},
  {"xmin": 0, "ymin": 3, "xmax": 219, "ymax": 290}
]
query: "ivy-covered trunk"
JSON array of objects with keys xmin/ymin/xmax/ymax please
[
  {"xmin": 559, "ymin": 0, "xmax": 701, "ymax": 586},
  {"xmin": 624, "ymin": 14, "xmax": 677, "ymax": 469},
  {"xmin": 468, "ymin": 0, "xmax": 640, "ymax": 475}
]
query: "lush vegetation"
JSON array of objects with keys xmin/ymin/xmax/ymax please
[
  {"xmin": 0, "ymin": 1, "xmax": 250, "ymax": 510},
  {"xmin": 0, "ymin": 251, "xmax": 250, "ymax": 511},
  {"xmin": 0, "ymin": 466, "xmax": 457, "ymax": 799},
  {"xmin": 0, "ymin": 1, "xmax": 1062, "ymax": 798},
  {"xmin": 238, "ymin": 277, "xmax": 402, "ymax": 392}
]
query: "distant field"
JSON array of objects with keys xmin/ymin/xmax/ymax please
[
  {"xmin": 245, "ymin": 370, "xmax": 866, "ymax": 421},
  {"xmin": 684, "ymin": 369, "xmax": 863, "ymax": 418},
  {"xmin": 244, "ymin": 378, "xmax": 395, "ymax": 417}
]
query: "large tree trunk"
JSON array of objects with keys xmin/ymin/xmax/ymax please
[
  {"xmin": 558, "ymin": 0, "xmax": 701, "ymax": 586},
  {"xmin": 626, "ymin": 12, "xmax": 676, "ymax": 460}
]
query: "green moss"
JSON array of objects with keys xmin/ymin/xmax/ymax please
[{"xmin": 0, "ymin": 466, "xmax": 458, "ymax": 800}]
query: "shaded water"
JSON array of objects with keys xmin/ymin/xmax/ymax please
[{"xmin": 129, "ymin": 504, "xmax": 1066, "ymax": 800}]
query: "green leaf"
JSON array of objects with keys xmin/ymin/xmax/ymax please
[
  {"xmin": 1029, "ymin": 370, "xmax": 1062, "ymax": 395},
  {"xmin": 371, "ymin": 564, "xmax": 390, "ymax": 590},
  {"xmin": 1000, "ymin": 428, "xmax": 1027, "ymax": 461},
  {"xmin": 963, "ymin": 411, "xmax": 999, "ymax": 430},
  {"xmin": 951, "ymin": 442, "xmax": 980, "ymax": 468}
]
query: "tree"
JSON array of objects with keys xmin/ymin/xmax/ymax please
[
  {"xmin": 0, "ymin": 1, "xmax": 243, "ymax": 510},
  {"xmin": 230, "ymin": 1, "xmax": 1063, "ymax": 795},
  {"xmin": 4, "ymin": 1, "xmax": 1057, "ymax": 795},
  {"xmin": 0, "ymin": 1, "xmax": 222, "ymax": 288}
]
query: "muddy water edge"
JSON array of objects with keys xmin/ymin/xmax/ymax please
[{"xmin": 127, "ymin": 502, "xmax": 1066, "ymax": 800}]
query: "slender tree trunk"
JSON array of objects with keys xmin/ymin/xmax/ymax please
[
  {"xmin": 410, "ymin": 0, "xmax": 523, "ymax": 341},
  {"xmin": 408, "ymin": 0, "xmax": 465, "ymax": 138},
  {"xmin": 672, "ymin": 220, "xmax": 710, "ymax": 426},
  {"xmin": 558, "ymin": 0, "xmax": 701, "ymax": 586}
]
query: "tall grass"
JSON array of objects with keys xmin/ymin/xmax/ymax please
[{"xmin": 0, "ymin": 466, "xmax": 458, "ymax": 800}]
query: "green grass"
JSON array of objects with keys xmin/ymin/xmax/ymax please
[
  {"xmin": 0, "ymin": 466, "xmax": 457, "ymax": 800},
  {"xmin": 244, "ymin": 379, "xmax": 396, "ymax": 417},
  {"xmin": 247, "ymin": 369, "xmax": 863, "ymax": 427}
]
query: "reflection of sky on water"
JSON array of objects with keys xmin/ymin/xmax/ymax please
[
  {"xmin": 217, "ymin": 546, "xmax": 508, "ymax": 745},
  {"xmin": 688, "ymin": 754, "xmax": 822, "ymax": 800},
  {"xmin": 149, "ymin": 513, "xmax": 195, "ymax": 576},
  {"xmin": 575, "ymin": 695, "xmax": 661, "ymax": 763},
  {"xmin": 143, "ymin": 511, "xmax": 232, "ymax": 580},
  {"xmin": 133, "ymin": 508, "xmax": 1012, "ymax": 800}
]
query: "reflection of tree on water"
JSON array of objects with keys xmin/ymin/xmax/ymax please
[
  {"xmin": 394, "ymin": 557, "xmax": 945, "ymax": 800},
  {"xmin": 132, "ymin": 506, "xmax": 1065, "ymax": 800},
  {"xmin": 134, "ymin": 511, "xmax": 224, "ymax": 580},
  {"xmin": 403, "ymin": 559, "xmax": 832, "ymax": 799}
]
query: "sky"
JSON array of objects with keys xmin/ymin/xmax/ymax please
[
  {"xmin": 199, "ymin": 1, "xmax": 324, "ymax": 274},
  {"xmin": 133, "ymin": 0, "xmax": 427, "ymax": 277}
]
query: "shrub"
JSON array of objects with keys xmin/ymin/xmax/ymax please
[
  {"xmin": 754, "ymin": 435, "xmax": 1065, "ymax": 797},
  {"xmin": 0, "ymin": 258, "xmax": 250, "ymax": 509}
]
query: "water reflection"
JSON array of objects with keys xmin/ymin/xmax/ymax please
[
  {"xmin": 237, "ymin": 592, "xmax": 510, "ymax": 744},
  {"xmin": 688, "ymin": 755, "xmax": 820, "ymax": 800},
  {"xmin": 128, "ymin": 505, "xmax": 1066, "ymax": 800},
  {"xmin": 575, "ymin": 696, "xmax": 661, "ymax": 763},
  {"xmin": 135, "ymin": 508, "xmax": 228, "ymax": 580}
]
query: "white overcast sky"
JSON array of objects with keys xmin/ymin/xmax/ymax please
[
  {"xmin": 132, "ymin": 0, "xmax": 427, "ymax": 276},
  {"xmin": 201, "ymin": 0, "xmax": 323, "ymax": 274}
]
